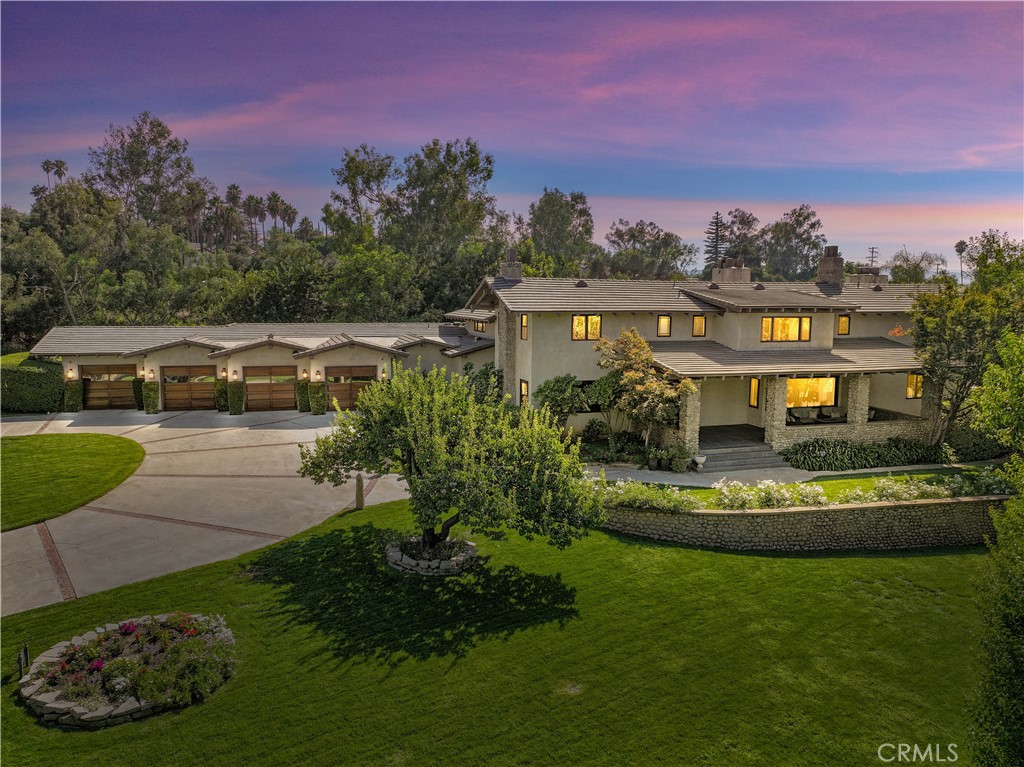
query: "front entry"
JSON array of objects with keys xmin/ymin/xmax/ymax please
[
  {"xmin": 81, "ymin": 365, "xmax": 137, "ymax": 409},
  {"xmin": 243, "ymin": 366, "xmax": 297, "ymax": 410},
  {"xmin": 161, "ymin": 366, "xmax": 217, "ymax": 410},
  {"xmin": 325, "ymin": 366, "xmax": 377, "ymax": 410}
]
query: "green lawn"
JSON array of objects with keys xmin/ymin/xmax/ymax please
[
  {"xmin": 0, "ymin": 351, "xmax": 31, "ymax": 366},
  {"xmin": 0, "ymin": 435, "xmax": 145, "ymax": 531},
  {"xmin": 2, "ymin": 500, "xmax": 986, "ymax": 767}
]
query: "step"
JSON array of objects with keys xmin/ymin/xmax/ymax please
[{"xmin": 700, "ymin": 444, "xmax": 778, "ymax": 456}]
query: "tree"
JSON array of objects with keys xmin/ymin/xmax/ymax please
[
  {"xmin": 534, "ymin": 374, "xmax": 589, "ymax": 427},
  {"xmin": 702, "ymin": 210, "xmax": 727, "ymax": 274},
  {"xmin": 885, "ymin": 247, "xmax": 946, "ymax": 283},
  {"xmin": 225, "ymin": 183, "xmax": 243, "ymax": 209},
  {"xmin": 298, "ymin": 366, "xmax": 602, "ymax": 550},
  {"xmin": 960, "ymin": 230, "xmax": 1024, "ymax": 296},
  {"xmin": 722, "ymin": 208, "xmax": 761, "ymax": 269},
  {"xmin": 594, "ymin": 219, "xmax": 695, "ymax": 279},
  {"xmin": 41, "ymin": 159, "xmax": 56, "ymax": 190},
  {"xmin": 759, "ymin": 204, "xmax": 826, "ymax": 280},
  {"xmin": 281, "ymin": 203, "xmax": 298, "ymax": 232},
  {"xmin": 585, "ymin": 373, "xmax": 625, "ymax": 452},
  {"xmin": 52, "ymin": 159, "xmax": 68, "ymax": 187},
  {"xmin": 527, "ymin": 188, "xmax": 597, "ymax": 277},
  {"xmin": 330, "ymin": 143, "xmax": 396, "ymax": 236},
  {"xmin": 295, "ymin": 216, "xmax": 316, "ymax": 242},
  {"xmin": 972, "ymin": 332, "xmax": 1024, "ymax": 455},
  {"xmin": 86, "ymin": 111, "xmax": 196, "ymax": 226},
  {"xmin": 242, "ymin": 194, "xmax": 264, "ymax": 245},
  {"xmin": 329, "ymin": 245, "xmax": 423, "ymax": 322},
  {"xmin": 265, "ymin": 191, "xmax": 284, "ymax": 231}
]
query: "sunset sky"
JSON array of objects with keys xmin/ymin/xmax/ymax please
[{"xmin": 2, "ymin": 1, "xmax": 1021, "ymax": 265}]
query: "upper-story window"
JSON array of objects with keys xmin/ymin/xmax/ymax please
[
  {"xmin": 657, "ymin": 315, "xmax": 671, "ymax": 337},
  {"xmin": 906, "ymin": 373, "xmax": 924, "ymax": 399},
  {"xmin": 761, "ymin": 316, "xmax": 811, "ymax": 342},
  {"xmin": 519, "ymin": 379, "xmax": 529, "ymax": 405},
  {"xmin": 571, "ymin": 314, "xmax": 602, "ymax": 341},
  {"xmin": 473, "ymin": 321, "xmax": 487, "ymax": 333},
  {"xmin": 692, "ymin": 315, "xmax": 706, "ymax": 337},
  {"xmin": 837, "ymin": 315, "xmax": 850, "ymax": 335},
  {"xmin": 520, "ymin": 314, "xmax": 528, "ymax": 340}
]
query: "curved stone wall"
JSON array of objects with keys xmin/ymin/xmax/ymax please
[
  {"xmin": 385, "ymin": 540, "xmax": 478, "ymax": 575},
  {"xmin": 603, "ymin": 496, "xmax": 1007, "ymax": 552}
]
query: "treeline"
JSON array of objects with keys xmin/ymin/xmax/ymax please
[{"xmin": 5, "ymin": 111, "xmax": 841, "ymax": 351}]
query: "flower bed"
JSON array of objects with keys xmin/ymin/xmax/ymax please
[
  {"xmin": 19, "ymin": 612, "xmax": 235, "ymax": 729},
  {"xmin": 385, "ymin": 538, "xmax": 478, "ymax": 576}
]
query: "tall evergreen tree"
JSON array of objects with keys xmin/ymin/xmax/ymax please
[{"xmin": 702, "ymin": 210, "xmax": 727, "ymax": 275}]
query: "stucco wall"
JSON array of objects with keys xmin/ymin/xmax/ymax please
[
  {"xmin": 64, "ymin": 355, "xmax": 143, "ymax": 379},
  {"xmin": 716, "ymin": 311, "xmax": 834, "ymax": 351},
  {"xmin": 699, "ymin": 377, "xmax": 750, "ymax": 426},
  {"xmin": 603, "ymin": 497, "xmax": 1004, "ymax": 552},
  {"xmin": 843, "ymin": 313, "xmax": 912, "ymax": 344},
  {"xmin": 869, "ymin": 372, "xmax": 923, "ymax": 416}
]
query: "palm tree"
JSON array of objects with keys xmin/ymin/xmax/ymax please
[
  {"xmin": 226, "ymin": 183, "xmax": 243, "ymax": 209},
  {"xmin": 256, "ymin": 197, "xmax": 267, "ymax": 242},
  {"xmin": 242, "ymin": 194, "xmax": 263, "ymax": 245},
  {"xmin": 53, "ymin": 160, "xmax": 68, "ymax": 186},
  {"xmin": 281, "ymin": 203, "xmax": 298, "ymax": 232},
  {"xmin": 296, "ymin": 216, "xmax": 316, "ymax": 241},
  {"xmin": 41, "ymin": 159, "xmax": 56, "ymax": 190},
  {"xmin": 265, "ymin": 191, "xmax": 284, "ymax": 231}
]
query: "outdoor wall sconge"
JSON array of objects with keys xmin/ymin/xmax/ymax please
[
  {"xmin": 221, "ymin": 368, "xmax": 228, "ymax": 379},
  {"xmin": 66, "ymin": 368, "xmax": 76, "ymax": 380},
  {"xmin": 315, "ymin": 371, "xmax": 322, "ymax": 382},
  {"xmin": 147, "ymin": 369, "xmax": 155, "ymax": 380},
  {"xmin": 302, "ymin": 369, "xmax": 308, "ymax": 380},
  {"xmin": 232, "ymin": 370, "xmax": 239, "ymax": 381}
]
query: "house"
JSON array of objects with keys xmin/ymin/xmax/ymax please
[{"xmin": 456, "ymin": 247, "xmax": 940, "ymax": 452}]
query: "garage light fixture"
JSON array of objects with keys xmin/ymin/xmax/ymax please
[
  {"xmin": 148, "ymin": 369, "xmax": 155, "ymax": 380},
  {"xmin": 66, "ymin": 368, "xmax": 76, "ymax": 380},
  {"xmin": 315, "ymin": 370, "xmax": 322, "ymax": 382},
  {"xmin": 302, "ymin": 369, "xmax": 308, "ymax": 379},
  {"xmin": 221, "ymin": 368, "xmax": 228, "ymax": 379},
  {"xmin": 232, "ymin": 370, "xmax": 239, "ymax": 381}
]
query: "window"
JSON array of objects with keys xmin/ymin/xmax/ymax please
[
  {"xmin": 520, "ymin": 314, "xmax": 528, "ymax": 340},
  {"xmin": 571, "ymin": 314, "xmax": 602, "ymax": 340},
  {"xmin": 657, "ymin": 315, "xmax": 672, "ymax": 337},
  {"xmin": 692, "ymin": 315, "xmax": 706, "ymax": 337},
  {"xmin": 786, "ymin": 378, "xmax": 837, "ymax": 408},
  {"xmin": 761, "ymin": 316, "xmax": 811, "ymax": 342},
  {"xmin": 906, "ymin": 373, "xmax": 924, "ymax": 399},
  {"xmin": 473, "ymin": 320, "xmax": 487, "ymax": 333},
  {"xmin": 837, "ymin": 315, "xmax": 850, "ymax": 336},
  {"xmin": 748, "ymin": 377, "xmax": 760, "ymax": 408},
  {"xmin": 519, "ymin": 379, "xmax": 529, "ymax": 405}
]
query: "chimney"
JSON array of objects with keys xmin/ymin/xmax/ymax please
[
  {"xmin": 816, "ymin": 245, "xmax": 844, "ymax": 286},
  {"xmin": 845, "ymin": 265, "xmax": 889, "ymax": 286},
  {"xmin": 498, "ymin": 247, "xmax": 522, "ymax": 280},
  {"xmin": 711, "ymin": 257, "xmax": 751, "ymax": 283}
]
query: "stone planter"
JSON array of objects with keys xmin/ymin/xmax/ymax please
[
  {"xmin": 693, "ymin": 455, "xmax": 707, "ymax": 471},
  {"xmin": 385, "ymin": 539, "xmax": 478, "ymax": 576}
]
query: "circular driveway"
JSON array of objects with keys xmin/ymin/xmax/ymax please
[{"xmin": 0, "ymin": 410, "xmax": 409, "ymax": 616}]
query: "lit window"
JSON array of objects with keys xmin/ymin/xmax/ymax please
[
  {"xmin": 692, "ymin": 315, "xmax": 706, "ymax": 337},
  {"xmin": 473, "ymin": 321, "xmax": 487, "ymax": 333},
  {"xmin": 519, "ymin": 379, "xmax": 529, "ymax": 405},
  {"xmin": 761, "ymin": 316, "xmax": 811, "ymax": 342},
  {"xmin": 906, "ymin": 373, "xmax": 924, "ymax": 399},
  {"xmin": 571, "ymin": 314, "xmax": 602, "ymax": 340},
  {"xmin": 837, "ymin": 315, "xmax": 850, "ymax": 335},
  {"xmin": 786, "ymin": 378, "xmax": 836, "ymax": 408},
  {"xmin": 520, "ymin": 314, "xmax": 528, "ymax": 340},
  {"xmin": 748, "ymin": 377, "xmax": 760, "ymax": 408},
  {"xmin": 657, "ymin": 315, "xmax": 671, "ymax": 337}
]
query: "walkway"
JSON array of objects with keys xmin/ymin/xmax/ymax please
[{"xmin": 1, "ymin": 410, "xmax": 409, "ymax": 616}]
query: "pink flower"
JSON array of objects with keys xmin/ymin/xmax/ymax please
[{"xmin": 88, "ymin": 659, "xmax": 104, "ymax": 671}]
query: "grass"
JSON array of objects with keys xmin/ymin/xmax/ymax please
[
  {"xmin": 0, "ymin": 435, "xmax": 145, "ymax": 531},
  {"xmin": 1, "ymin": 351, "xmax": 31, "ymax": 366},
  {"xmin": 2, "ymin": 500, "xmax": 987, "ymax": 767}
]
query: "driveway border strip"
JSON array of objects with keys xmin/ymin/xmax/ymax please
[
  {"xmin": 81, "ymin": 505, "xmax": 285, "ymax": 541},
  {"xmin": 152, "ymin": 441, "xmax": 316, "ymax": 455},
  {"xmin": 118, "ymin": 411, "xmax": 187, "ymax": 435},
  {"xmin": 135, "ymin": 416, "xmax": 310, "ymax": 446},
  {"xmin": 35, "ymin": 523, "xmax": 77, "ymax": 600},
  {"xmin": 33, "ymin": 413, "xmax": 60, "ymax": 435}
]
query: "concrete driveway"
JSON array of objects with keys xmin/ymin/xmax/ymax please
[{"xmin": 1, "ymin": 410, "xmax": 409, "ymax": 616}]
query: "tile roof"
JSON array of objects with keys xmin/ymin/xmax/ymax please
[
  {"xmin": 477, "ymin": 277, "xmax": 721, "ymax": 313},
  {"xmin": 679, "ymin": 286, "xmax": 858, "ymax": 311},
  {"xmin": 444, "ymin": 309, "xmax": 497, "ymax": 322},
  {"xmin": 650, "ymin": 337, "xmax": 921, "ymax": 378},
  {"xmin": 441, "ymin": 337, "xmax": 496, "ymax": 358}
]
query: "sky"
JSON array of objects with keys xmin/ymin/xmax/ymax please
[{"xmin": 2, "ymin": 1, "xmax": 1022, "ymax": 267}]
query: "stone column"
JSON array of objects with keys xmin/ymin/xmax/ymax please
[
  {"xmin": 678, "ymin": 380, "xmax": 702, "ymax": 454},
  {"xmin": 495, "ymin": 304, "xmax": 517, "ymax": 399},
  {"xmin": 763, "ymin": 377, "xmax": 788, "ymax": 448},
  {"xmin": 846, "ymin": 373, "xmax": 870, "ymax": 425}
]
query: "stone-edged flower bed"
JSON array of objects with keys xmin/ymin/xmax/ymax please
[
  {"xmin": 385, "ymin": 538, "xmax": 478, "ymax": 576},
  {"xmin": 19, "ymin": 612, "xmax": 235, "ymax": 729}
]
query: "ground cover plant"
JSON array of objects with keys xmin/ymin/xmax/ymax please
[
  {"xmin": 1, "ymin": 500, "xmax": 987, "ymax": 767},
  {"xmin": 0, "ymin": 434, "xmax": 145, "ymax": 531}
]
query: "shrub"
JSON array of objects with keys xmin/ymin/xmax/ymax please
[
  {"xmin": 63, "ymin": 380, "xmax": 83, "ymax": 412},
  {"xmin": 713, "ymin": 479, "xmax": 829, "ymax": 510},
  {"xmin": 308, "ymin": 381, "xmax": 327, "ymax": 415},
  {"xmin": 534, "ymin": 374, "xmax": 588, "ymax": 426},
  {"xmin": 132, "ymin": 378, "xmax": 144, "ymax": 410},
  {"xmin": 836, "ymin": 476, "xmax": 948, "ymax": 505},
  {"xmin": 941, "ymin": 468, "xmax": 1015, "ymax": 497},
  {"xmin": 781, "ymin": 437, "xmax": 946, "ymax": 472},
  {"xmin": 874, "ymin": 436, "xmax": 945, "ymax": 466},
  {"xmin": 944, "ymin": 424, "xmax": 1010, "ymax": 462},
  {"xmin": 667, "ymin": 444, "xmax": 694, "ymax": 472},
  {"xmin": 141, "ymin": 382, "xmax": 160, "ymax": 414},
  {"xmin": 581, "ymin": 418, "xmax": 607, "ymax": 443},
  {"xmin": 601, "ymin": 479, "xmax": 699, "ymax": 514},
  {"xmin": 296, "ymin": 380, "xmax": 311, "ymax": 412},
  {"xmin": 213, "ymin": 380, "xmax": 229, "ymax": 412},
  {"xmin": 1, "ymin": 363, "xmax": 64, "ymax": 412},
  {"xmin": 227, "ymin": 382, "xmax": 244, "ymax": 415}
]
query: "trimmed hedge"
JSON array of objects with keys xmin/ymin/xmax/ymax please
[
  {"xmin": 308, "ymin": 382, "xmax": 327, "ymax": 415},
  {"xmin": 63, "ymin": 380, "xmax": 84, "ymax": 412},
  {"xmin": 142, "ymin": 382, "xmax": 160, "ymax": 414},
  {"xmin": 1, "ymin": 363, "xmax": 64, "ymax": 413},
  {"xmin": 945, "ymin": 424, "xmax": 1010, "ymax": 462},
  {"xmin": 227, "ymin": 382, "xmax": 245, "ymax": 415},
  {"xmin": 214, "ymin": 379, "xmax": 229, "ymax": 412},
  {"xmin": 781, "ymin": 436, "xmax": 946, "ymax": 472},
  {"xmin": 132, "ymin": 377, "xmax": 145, "ymax": 410},
  {"xmin": 296, "ymin": 380, "xmax": 311, "ymax": 412}
]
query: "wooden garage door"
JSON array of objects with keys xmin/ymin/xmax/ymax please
[
  {"xmin": 244, "ymin": 366, "xmax": 297, "ymax": 411},
  {"xmin": 81, "ymin": 365, "xmax": 137, "ymax": 409},
  {"xmin": 326, "ymin": 366, "xmax": 377, "ymax": 410},
  {"xmin": 162, "ymin": 366, "xmax": 217, "ymax": 410}
]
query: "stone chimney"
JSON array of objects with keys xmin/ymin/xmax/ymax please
[
  {"xmin": 711, "ymin": 257, "xmax": 751, "ymax": 283},
  {"xmin": 816, "ymin": 246, "xmax": 844, "ymax": 286},
  {"xmin": 498, "ymin": 247, "xmax": 522, "ymax": 280}
]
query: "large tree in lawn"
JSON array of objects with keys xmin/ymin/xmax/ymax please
[{"xmin": 298, "ymin": 366, "xmax": 602, "ymax": 550}]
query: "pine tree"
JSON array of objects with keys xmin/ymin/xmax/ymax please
[{"xmin": 702, "ymin": 211, "xmax": 727, "ymax": 273}]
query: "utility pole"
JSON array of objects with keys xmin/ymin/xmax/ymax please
[{"xmin": 867, "ymin": 246, "xmax": 879, "ymax": 267}]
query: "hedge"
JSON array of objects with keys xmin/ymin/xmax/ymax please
[
  {"xmin": 780, "ymin": 436, "xmax": 946, "ymax": 472},
  {"xmin": 63, "ymin": 380, "xmax": 84, "ymax": 412},
  {"xmin": 945, "ymin": 424, "xmax": 1010, "ymax": 462},
  {"xmin": 227, "ymin": 382, "xmax": 245, "ymax": 415},
  {"xmin": 296, "ymin": 380, "xmax": 311, "ymax": 412},
  {"xmin": 308, "ymin": 382, "xmax": 327, "ymax": 415},
  {"xmin": 142, "ymin": 381, "xmax": 160, "ymax": 414},
  {"xmin": 1, "ymin": 363, "xmax": 65, "ymax": 413},
  {"xmin": 132, "ymin": 377, "xmax": 145, "ymax": 410},
  {"xmin": 214, "ymin": 379, "xmax": 229, "ymax": 412}
]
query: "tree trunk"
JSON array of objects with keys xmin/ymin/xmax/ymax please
[{"xmin": 421, "ymin": 512, "xmax": 461, "ymax": 549}]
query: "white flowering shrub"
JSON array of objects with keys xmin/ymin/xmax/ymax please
[{"xmin": 601, "ymin": 479, "xmax": 699, "ymax": 513}]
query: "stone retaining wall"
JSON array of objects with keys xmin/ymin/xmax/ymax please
[
  {"xmin": 385, "ymin": 540, "xmax": 478, "ymax": 575},
  {"xmin": 603, "ymin": 497, "xmax": 1007, "ymax": 552}
]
